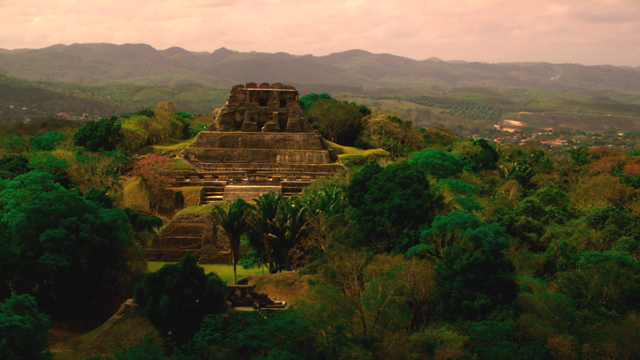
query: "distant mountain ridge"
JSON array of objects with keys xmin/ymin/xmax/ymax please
[{"xmin": 1, "ymin": 43, "xmax": 639, "ymax": 94}]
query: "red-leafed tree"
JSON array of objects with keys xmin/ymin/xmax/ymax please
[{"xmin": 133, "ymin": 154, "xmax": 174, "ymax": 214}]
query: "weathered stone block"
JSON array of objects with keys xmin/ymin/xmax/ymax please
[
  {"xmin": 182, "ymin": 148, "xmax": 333, "ymax": 165},
  {"xmin": 190, "ymin": 132, "xmax": 326, "ymax": 150},
  {"xmin": 242, "ymin": 121, "xmax": 259, "ymax": 132},
  {"xmin": 263, "ymin": 121, "xmax": 280, "ymax": 132},
  {"xmin": 211, "ymin": 84, "xmax": 311, "ymax": 134}
]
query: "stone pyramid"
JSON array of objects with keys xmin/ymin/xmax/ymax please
[
  {"xmin": 178, "ymin": 82, "xmax": 344, "ymax": 179},
  {"xmin": 148, "ymin": 83, "xmax": 345, "ymax": 263}
]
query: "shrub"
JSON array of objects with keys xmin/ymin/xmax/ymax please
[
  {"xmin": 134, "ymin": 253, "xmax": 227, "ymax": 345},
  {"xmin": 0, "ymin": 294, "xmax": 51, "ymax": 360}
]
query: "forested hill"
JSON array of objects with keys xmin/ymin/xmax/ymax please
[
  {"xmin": 1, "ymin": 43, "xmax": 639, "ymax": 94},
  {"xmin": 0, "ymin": 74, "xmax": 229, "ymax": 120}
]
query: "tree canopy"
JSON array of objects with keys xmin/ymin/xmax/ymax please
[
  {"xmin": 31, "ymin": 131, "xmax": 67, "ymax": 152},
  {"xmin": 0, "ymin": 171, "xmax": 144, "ymax": 317},
  {"xmin": 306, "ymin": 98, "xmax": 367, "ymax": 146},
  {"xmin": 134, "ymin": 253, "xmax": 227, "ymax": 345},
  {"xmin": 346, "ymin": 161, "xmax": 443, "ymax": 252},
  {"xmin": 73, "ymin": 115, "xmax": 123, "ymax": 152}
]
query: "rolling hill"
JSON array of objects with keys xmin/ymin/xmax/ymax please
[
  {"xmin": 0, "ymin": 74, "xmax": 229, "ymax": 121},
  {"xmin": 1, "ymin": 43, "xmax": 639, "ymax": 94}
]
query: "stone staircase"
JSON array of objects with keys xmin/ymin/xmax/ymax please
[
  {"xmin": 201, "ymin": 187, "xmax": 224, "ymax": 205},
  {"xmin": 281, "ymin": 186, "xmax": 304, "ymax": 197},
  {"xmin": 223, "ymin": 185, "xmax": 282, "ymax": 202}
]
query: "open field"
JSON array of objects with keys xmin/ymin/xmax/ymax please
[{"xmin": 339, "ymin": 89, "xmax": 640, "ymax": 134}]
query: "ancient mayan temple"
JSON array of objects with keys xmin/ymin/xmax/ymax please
[
  {"xmin": 177, "ymin": 82, "xmax": 343, "ymax": 187},
  {"xmin": 147, "ymin": 82, "xmax": 344, "ymax": 263}
]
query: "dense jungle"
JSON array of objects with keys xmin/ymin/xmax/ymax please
[{"xmin": 1, "ymin": 86, "xmax": 640, "ymax": 360}]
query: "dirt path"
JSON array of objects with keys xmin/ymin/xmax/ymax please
[{"xmin": 48, "ymin": 326, "xmax": 84, "ymax": 356}]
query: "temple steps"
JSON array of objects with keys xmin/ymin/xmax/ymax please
[
  {"xmin": 155, "ymin": 237, "xmax": 202, "ymax": 248},
  {"xmin": 201, "ymin": 187, "xmax": 224, "ymax": 205},
  {"xmin": 189, "ymin": 162, "xmax": 343, "ymax": 173},
  {"xmin": 146, "ymin": 249, "xmax": 231, "ymax": 264},
  {"xmin": 181, "ymin": 148, "xmax": 334, "ymax": 165},
  {"xmin": 223, "ymin": 185, "xmax": 282, "ymax": 202}
]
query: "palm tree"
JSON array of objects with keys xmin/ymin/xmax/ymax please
[
  {"xmin": 305, "ymin": 187, "xmax": 344, "ymax": 218},
  {"xmin": 211, "ymin": 198, "xmax": 255, "ymax": 284},
  {"xmin": 250, "ymin": 192, "xmax": 285, "ymax": 273},
  {"xmin": 271, "ymin": 196, "xmax": 311, "ymax": 270}
]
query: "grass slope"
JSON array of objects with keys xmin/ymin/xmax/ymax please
[
  {"xmin": 324, "ymin": 139, "xmax": 389, "ymax": 160},
  {"xmin": 147, "ymin": 263, "xmax": 264, "ymax": 284},
  {"xmin": 51, "ymin": 301, "xmax": 162, "ymax": 360}
]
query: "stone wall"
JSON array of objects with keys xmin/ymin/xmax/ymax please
[
  {"xmin": 209, "ymin": 83, "xmax": 313, "ymax": 133},
  {"xmin": 191, "ymin": 132, "xmax": 326, "ymax": 150},
  {"xmin": 226, "ymin": 284, "xmax": 286, "ymax": 310},
  {"xmin": 181, "ymin": 148, "xmax": 334, "ymax": 165}
]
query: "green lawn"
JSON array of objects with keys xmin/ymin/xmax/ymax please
[
  {"xmin": 147, "ymin": 262, "xmax": 265, "ymax": 284},
  {"xmin": 178, "ymin": 201, "xmax": 223, "ymax": 215}
]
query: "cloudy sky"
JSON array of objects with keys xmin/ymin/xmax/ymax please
[{"xmin": 0, "ymin": 0, "xmax": 638, "ymax": 66}]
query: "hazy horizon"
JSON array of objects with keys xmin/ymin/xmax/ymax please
[{"xmin": 0, "ymin": 0, "xmax": 639, "ymax": 67}]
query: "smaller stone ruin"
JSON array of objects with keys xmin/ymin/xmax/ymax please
[
  {"xmin": 226, "ymin": 284, "xmax": 287, "ymax": 310},
  {"xmin": 146, "ymin": 213, "xmax": 230, "ymax": 264}
]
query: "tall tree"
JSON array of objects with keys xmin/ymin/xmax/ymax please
[
  {"xmin": 307, "ymin": 99, "xmax": 367, "ymax": 146},
  {"xmin": 134, "ymin": 253, "xmax": 227, "ymax": 345},
  {"xmin": 251, "ymin": 192, "xmax": 286, "ymax": 273},
  {"xmin": 0, "ymin": 294, "xmax": 51, "ymax": 360},
  {"xmin": 30, "ymin": 130, "xmax": 67, "ymax": 152},
  {"xmin": 409, "ymin": 148, "xmax": 463, "ymax": 179},
  {"xmin": 431, "ymin": 212, "xmax": 518, "ymax": 321},
  {"xmin": 73, "ymin": 115, "xmax": 123, "ymax": 152},
  {"xmin": 0, "ymin": 171, "xmax": 144, "ymax": 318},
  {"xmin": 361, "ymin": 115, "xmax": 423, "ymax": 157},
  {"xmin": 298, "ymin": 92, "xmax": 332, "ymax": 111},
  {"xmin": 269, "ymin": 196, "xmax": 311, "ymax": 270},
  {"xmin": 211, "ymin": 199, "xmax": 255, "ymax": 284},
  {"xmin": 346, "ymin": 161, "xmax": 443, "ymax": 253},
  {"xmin": 0, "ymin": 154, "xmax": 30, "ymax": 179}
]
